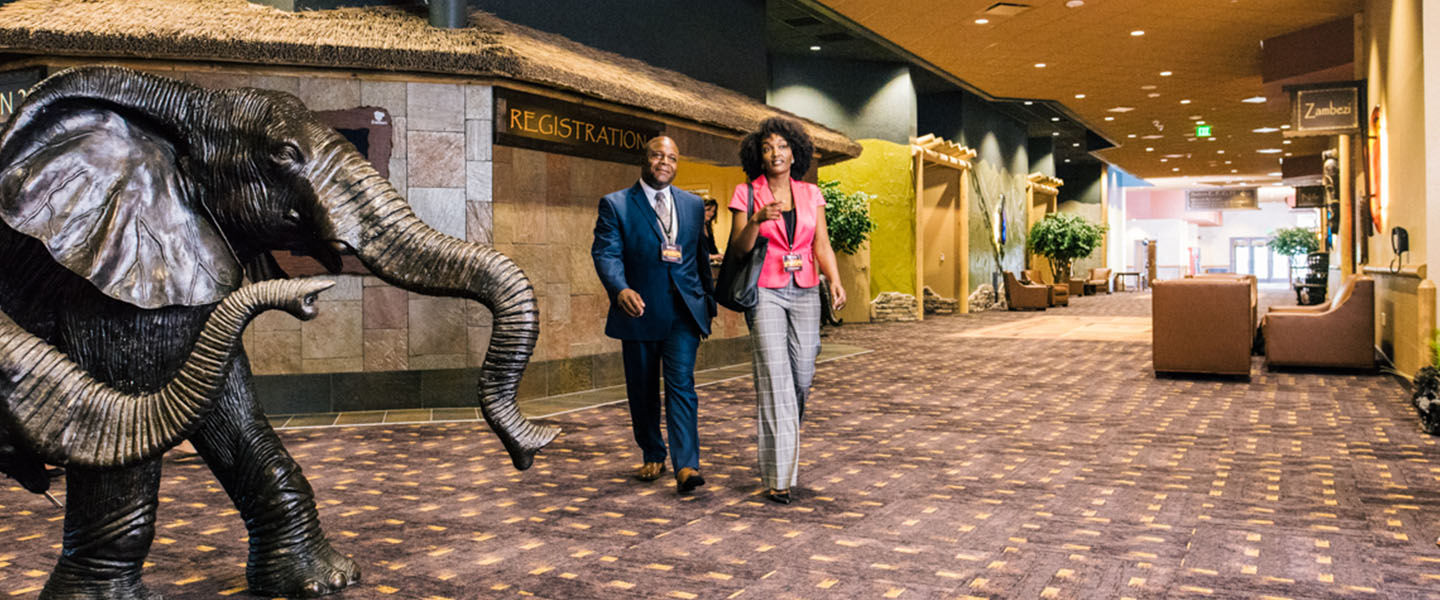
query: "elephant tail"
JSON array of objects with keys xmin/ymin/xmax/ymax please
[{"xmin": 0, "ymin": 279, "xmax": 333, "ymax": 469}]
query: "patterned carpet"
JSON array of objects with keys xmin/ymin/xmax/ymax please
[{"xmin": 0, "ymin": 289, "xmax": 1435, "ymax": 599}]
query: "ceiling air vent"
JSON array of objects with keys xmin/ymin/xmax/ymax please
[{"xmin": 982, "ymin": 2, "xmax": 1033, "ymax": 17}]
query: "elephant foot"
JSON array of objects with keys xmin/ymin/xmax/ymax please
[
  {"xmin": 247, "ymin": 538, "xmax": 360, "ymax": 598},
  {"xmin": 39, "ymin": 575, "xmax": 162, "ymax": 600}
]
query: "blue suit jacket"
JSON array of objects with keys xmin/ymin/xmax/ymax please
[{"xmin": 592, "ymin": 183, "xmax": 715, "ymax": 341}]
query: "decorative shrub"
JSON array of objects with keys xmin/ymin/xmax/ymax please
[
  {"xmin": 1268, "ymin": 226, "xmax": 1321, "ymax": 257},
  {"xmin": 1026, "ymin": 213, "xmax": 1106, "ymax": 282},
  {"xmin": 819, "ymin": 179, "xmax": 877, "ymax": 256}
]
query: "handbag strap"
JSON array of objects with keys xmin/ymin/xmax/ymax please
[{"xmin": 747, "ymin": 182, "xmax": 755, "ymax": 216}]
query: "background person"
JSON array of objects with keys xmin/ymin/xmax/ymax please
[
  {"xmin": 702, "ymin": 196, "xmax": 723, "ymax": 266},
  {"xmin": 726, "ymin": 117, "xmax": 845, "ymax": 505},
  {"xmin": 592, "ymin": 136, "xmax": 715, "ymax": 493}
]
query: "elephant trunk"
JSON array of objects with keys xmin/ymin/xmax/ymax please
[
  {"xmin": 324, "ymin": 155, "xmax": 558, "ymax": 471},
  {"xmin": 0, "ymin": 279, "xmax": 333, "ymax": 469}
]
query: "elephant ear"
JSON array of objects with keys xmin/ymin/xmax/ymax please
[{"xmin": 0, "ymin": 106, "xmax": 241, "ymax": 308}]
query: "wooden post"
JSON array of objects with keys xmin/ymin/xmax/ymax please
[
  {"xmin": 913, "ymin": 151, "xmax": 925, "ymax": 321},
  {"xmin": 958, "ymin": 167, "xmax": 970, "ymax": 314}
]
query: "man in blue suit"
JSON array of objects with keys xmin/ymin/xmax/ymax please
[{"xmin": 592, "ymin": 136, "xmax": 715, "ymax": 493}]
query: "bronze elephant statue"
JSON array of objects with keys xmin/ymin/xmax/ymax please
[{"xmin": 0, "ymin": 66, "xmax": 558, "ymax": 599}]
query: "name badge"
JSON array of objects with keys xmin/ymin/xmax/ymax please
[
  {"xmin": 782, "ymin": 253, "xmax": 803, "ymax": 272},
  {"xmin": 661, "ymin": 242, "xmax": 683, "ymax": 263}
]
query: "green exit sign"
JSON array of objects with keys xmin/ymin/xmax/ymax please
[{"xmin": 1196, "ymin": 124, "xmax": 1212, "ymax": 137}]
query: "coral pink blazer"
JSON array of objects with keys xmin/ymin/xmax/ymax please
[{"xmin": 729, "ymin": 176, "xmax": 825, "ymax": 289}]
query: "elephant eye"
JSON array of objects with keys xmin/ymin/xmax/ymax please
[
  {"xmin": 284, "ymin": 209, "xmax": 302, "ymax": 224},
  {"xmin": 273, "ymin": 143, "xmax": 304, "ymax": 166}
]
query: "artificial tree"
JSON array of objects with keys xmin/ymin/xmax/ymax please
[
  {"xmin": 1026, "ymin": 213, "xmax": 1106, "ymax": 284},
  {"xmin": 1267, "ymin": 226, "xmax": 1322, "ymax": 283},
  {"xmin": 819, "ymin": 178, "xmax": 876, "ymax": 256}
]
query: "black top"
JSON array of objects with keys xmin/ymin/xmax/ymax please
[
  {"xmin": 701, "ymin": 228, "xmax": 719, "ymax": 256},
  {"xmin": 782, "ymin": 208, "xmax": 796, "ymax": 246}
]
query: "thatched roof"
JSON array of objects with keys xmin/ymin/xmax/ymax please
[{"xmin": 0, "ymin": 0, "xmax": 861, "ymax": 159}]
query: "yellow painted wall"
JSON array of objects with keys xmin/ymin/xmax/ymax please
[
  {"xmin": 820, "ymin": 139, "xmax": 917, "ymax": 298},
  {"xmin": 1363, "ymin": 0, "xmax": 1434, "ymax": 374},
  {"xmin": 673, "ymin": 159, "xmax": 749, "ymax": 253}
]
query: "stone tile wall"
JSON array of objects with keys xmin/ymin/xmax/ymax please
[{"xmin": 147, "ymin": 67, "xmax": 751, "ymax": 410}]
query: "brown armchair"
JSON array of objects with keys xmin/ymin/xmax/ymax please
[
  {"xmin": 1262, "ymin": 276, "xmax": 1374, "ymax": 369},
  {"xmin": 1085, "ymin": 268, "xmax": 1112, "ymax": 294},
  {"xmin": 1022, "ymin": 269, "xmax": 1068, "ymax": 306},
  {"xmin": 1153, "ymin": 277, "xmax": 1254, "ymax": 378},
  {"xmin": 1004, "ymin": 271, "xmax": 1049, "ymax": 310}
]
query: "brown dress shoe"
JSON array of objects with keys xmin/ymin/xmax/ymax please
[
  {"xmin": 636, "ymin": 462, "xmax": 665, "ymax": 481},
  {"xmin": 676, "ymin": 467, "xmax": 706, "ymax": 493}
]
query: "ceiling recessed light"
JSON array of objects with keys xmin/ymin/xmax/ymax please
[
  {"xmin": 1225, "ymin": 160, "xmax": 1232, "ymax": 164},
  {"xmin": 1066, "ymin": 0, "xmax": 1085, "ymax": 7},
  {"xmin": 1242, "ymin": 96, "xmax": 1267, "ymax": 104},
  {"xmin": 1196, "ymin": 120, "xmax": 1206, "ymax": 125},
  {"xmin": 1035, "ymin": 63, "xmax": 1047, "ymax": 68},
  {"xmin": 1216, "ymin": 150, "xmax": 1225, "ymax": 154},
  {"xmin": 1252, "ymin": 127, "xmax": 1279, "ymax": 133},
  {"xmin": 1284, "ymin": 152, "xmax": 1293, "ymax": 157},
  {"xmin": 1280, "ymin": 124, "xmax": 1291, "ymax": 129},
  {"xmin": 1072, "ymin": 143, "xmax": 1080, "ymax": 147},
  {"xmin": 974, "ymin": 18, "xmax": 990, "ymax": 24},
  {"xmin": 1268, "ymin": 172, "xmax": 1282, "ymax": 176},
  {"xmin": 1282, "ymin": 140, "xmax": 1292, "ymax": 144},
  {"xmin": 1146, "ymin": 147, "xmax": 1154, "ymax": 152},
  {"xmin": 1064, "ymin": 158, "xmax": 1072, "ymax": 162},
  {"xmin": 1108, "ymin": 106, "xmax": 1135, "ymax": 113},
  {"xmin": 1023, "ymin": 100, "xmax": 1034, "ymax": 105},
  {"xmin": 809, "ymin": 45, "xmax": 821, "ymax": 51},
  {"xmin": 1128, "ymin": 134, "xmax": 1137, "ymax": 138},
  {"xmin": 1074, "ymin": 94, "xmax": 1086, "ymax": 99},
  {"xmin": 1141, "ymin": 134, "xmax": 1164, "ymax": 139},
  {"xmin": 1160, "ymin": 71, "xmax": 1173, "ymax": 77},
  {"xmin": 1052, "ymin": 132, "xmax": 1060, "ymax": 136},
  {"xmin": 1173, "ymin": 167, "xmax": 1180, "ymax": 172},
  {"xmin": 1179, "ymin": 99, "xmax": 1191, "ymax": 104},
  {"xmin": 1160, "ymin": 158, "xmax": 1168, "ymax": 162},
  {"xmin": 1256, "ymin": 148, "xmax": 1282, "ymax": 154},
  {"xmin": 1104, "ymin": 116, "xmax": 1115, "ymax": 121},
  {"xmin": 1051, "ymin": 117, "xmax": 1061, "ymax": 122},
  {"xmin": 1131, "ymin": 30, "xmax": 1145, "ymax": 36}
]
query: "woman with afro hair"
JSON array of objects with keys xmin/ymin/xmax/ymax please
[{"xmin": 726, "ymin": 117, "xmax": 846, "ymax": 505}]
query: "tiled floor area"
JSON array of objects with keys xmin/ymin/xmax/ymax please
[{"xmin": 268, "ymin": 342, "xmax": 872, "ymax": 430}]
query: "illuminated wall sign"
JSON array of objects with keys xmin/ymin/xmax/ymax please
[
  {"xmin": 1287, "ymin": 81, "xmax": 1363, "ymax": 136},
  {"xmin": 1187, "ymin": 187, "xmax": 1258, "ymax": 211},
  {"xmin": 0, "ymin": 68, "xmax": 45, "ymax": 122},
  {"xmin": 494, "ymin": 88, "xmax": 664, "ymax": 164},
  {"xmin": 1195, "ymin": 124, "xmax": 1211, "ymax": 137}
]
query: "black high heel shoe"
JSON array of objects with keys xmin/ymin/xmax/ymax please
[{"xmin": 765, "ymin": 489, "xmax": 791, "ymax": 505}]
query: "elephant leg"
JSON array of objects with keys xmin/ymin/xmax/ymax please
[
  {"xmin": 188, "ymin": 354, "xmax": 358, "ymax": 598},
  {"xmin": 40, "ymin": 462, "xmax": 163, "ymax": 600}
]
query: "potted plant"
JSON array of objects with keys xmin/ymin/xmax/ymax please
[
  {"xmin": 1026, "ymin": 213, "xmax": 1106, "ymax": 284},
  {"xmin": 1414, "ymin": 329, "xmax": 1440, "ymax": 434},
  {"xmin": 819, "ymin": 179, "xmax": 876, "ymax": 325},
  {"xmin": 1267, "ymin": 226, "xmax": 1321, "ymax": 282}
]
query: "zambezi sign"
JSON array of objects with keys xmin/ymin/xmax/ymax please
[
  {"xmin": 1289, "ymin": 82, "xmax": 1362, "ymax": 136},
  {"xmin": 494, "ymin": 88, "xmax": 664, "ymax": 164}
]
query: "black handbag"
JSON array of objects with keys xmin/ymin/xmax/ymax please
[{"xmin": 714, "ymin": 183, "xmax": 768, "ymax": 312}]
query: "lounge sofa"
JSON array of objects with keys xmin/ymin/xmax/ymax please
[
  {"xmin": 1022, "ymin": 269, "xmax": 1068, "ymax": 307},
  {"xmin": 1004, "ymin": 271, "xmax": 1049, "ymax": 311},
  {"xmin": 1085, "ymin": 268, "xmax": 1112, "ymax": 294},
  {"xmin": 1152, "ymin": 276, "xmax": 1256, "ymax": 378},
  {"xmin": 1263, "ymin": 276, "xmax": 1375, "ymax": 369}
]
